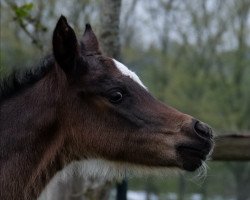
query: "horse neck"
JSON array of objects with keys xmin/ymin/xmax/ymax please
[{"xmin": 0, "ymin": 66, "xmax": 70, "ymax": 200}]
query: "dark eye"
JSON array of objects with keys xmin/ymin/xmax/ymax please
[{"xmin": 108, "ymin": 91, "xmax": 123, "ymax": 104}]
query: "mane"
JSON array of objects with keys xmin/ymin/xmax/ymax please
[{"xmin": 0, "ymin": 55, "xmax": 55, "ymax": 103}]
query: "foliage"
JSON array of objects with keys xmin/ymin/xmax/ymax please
[
  {"xmin": 12, "ymin": 3, "xmax": 33, "ymax": 19},
  {"xmin": 1, "ymin": 0, "xmax": 250, "ymax": 199}
]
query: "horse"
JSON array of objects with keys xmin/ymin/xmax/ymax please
[{"xmin": 0, "ymin": 16, "xmax": 214, "ymax": 200}]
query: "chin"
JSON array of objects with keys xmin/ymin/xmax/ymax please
[{"xmin": 176, "ymin": 141, "xmax": 213, "ymax": 172}]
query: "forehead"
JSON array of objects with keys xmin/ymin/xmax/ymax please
[
  {"xmin": 86, "ymin": 55, "xmax": 146, "ymax": 89},
  {"xmin": 112, "ymin": 59, "xmax": 146, "ymax": 89}
]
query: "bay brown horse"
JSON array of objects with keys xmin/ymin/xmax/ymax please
[{"xmin": 0, "ymin": 16, "xmax": 213, "ymax": 200}]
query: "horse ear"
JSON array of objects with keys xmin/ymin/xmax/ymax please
[
  {"xmin": 81, "ymin": 24, "xmax": 101, "ymax": 55},
  {"xmin": 53, "ymin": 16, "xmax": 79, "ymax": 73}
]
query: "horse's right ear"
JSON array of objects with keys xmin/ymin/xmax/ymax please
[
  {"xmin": 53, "ymin": 16, "xmax": 79, "ymax": 73},
  {"xmin": 81, "ymin": 24, "xmax": 101, "ymax": 55}
]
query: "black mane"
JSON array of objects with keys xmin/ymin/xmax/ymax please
[{"xmin": 0, "ymin": 55, "xmax": 55, "ymax": 103}]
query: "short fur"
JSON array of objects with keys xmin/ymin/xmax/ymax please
[{"xmin": 0, "ymin": 16, "xmax": 213, "ymax": 200}]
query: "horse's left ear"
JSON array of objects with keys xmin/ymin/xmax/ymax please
[
  {"xmin": 81, "ymin": 24, "xmax": 101, "ymax": 55},
  {"xmin": 53, "ymin": 16, "xmax": 79, "ymax": 73}
]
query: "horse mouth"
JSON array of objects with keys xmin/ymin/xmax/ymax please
[{"xmin": 176, "ymin": 141, "xmax": 213, "ymax": 171}]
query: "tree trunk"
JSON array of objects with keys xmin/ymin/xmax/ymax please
[{"xmin": 99, "ymin": 0, "xmax": 122, "ymax": 59}]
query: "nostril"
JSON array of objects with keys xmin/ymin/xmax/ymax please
[{"xmin": 193, "ymin": 120, "xmax": 213, "ymax": 139}]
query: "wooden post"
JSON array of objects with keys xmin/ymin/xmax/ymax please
[{"xmin": 212, "ymin": 134, "xmax": 250, "ymax": 161}]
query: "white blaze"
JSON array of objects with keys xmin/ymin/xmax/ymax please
[{"xmin": 113, "ymin": 59, "xmax": 147, "ymax": 89}]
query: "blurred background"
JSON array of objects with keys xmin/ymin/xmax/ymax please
[{"xmin": 1, "ymin": 0, "xmax": 250, "ymax": 200}]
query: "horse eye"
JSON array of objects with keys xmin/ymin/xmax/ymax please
[{"xmin": 109, "ymin": 91, "xmax": 123, "ymax": 103}]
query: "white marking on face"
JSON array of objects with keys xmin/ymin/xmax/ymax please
[{"xmin": 113, "ymin": 59, "xmax": 147, "ymax": 89}]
